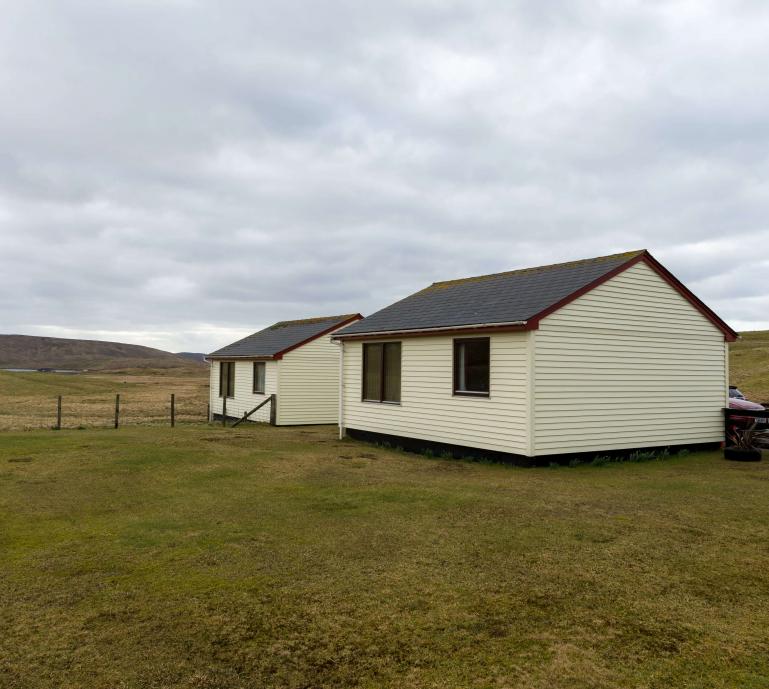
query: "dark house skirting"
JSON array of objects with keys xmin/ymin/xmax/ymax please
[{"xmin": 345, "ymin": 428, "xmax": 721, "ymax": 467}]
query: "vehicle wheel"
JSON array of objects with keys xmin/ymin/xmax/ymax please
[{"xmin": 724, "ymin": 448, "xmax": 762, "ymax": 462}]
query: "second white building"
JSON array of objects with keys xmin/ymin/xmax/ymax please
[{"xmin": 207, "ymin": 314, "xmax": 361, "ymax": 425}]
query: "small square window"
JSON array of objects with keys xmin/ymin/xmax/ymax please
[
  {"xmin": 362, "ymin": 342, "xmax": 401, "ymax": 403},
  {"xmin": 453, "ymin": 338, "xmax": 489, "ymax": 396}
]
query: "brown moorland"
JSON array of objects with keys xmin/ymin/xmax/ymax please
[
  {"xmin": 0, "ymin": 333, "xmax": 205, "ymax": 372},
  {"xmin": 0, "ymin": 369, "xmax": 208, "ymax": 431}
]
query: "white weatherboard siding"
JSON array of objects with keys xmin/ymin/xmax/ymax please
[
  {"xmin": 209, "ymin": 360, "xmax": 278, "ymax": 423},
  {"xmin": 533, "ymin": 261, "xmax": 728, "ymax": 455},
  {"xmin": 277, "ymin": 330, "xmax": 345, "ymax": 425},
  {"xmin": 343, "ymin": 333, "xmax": 530, "ymax": 454}
]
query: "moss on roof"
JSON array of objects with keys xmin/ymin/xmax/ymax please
[
  {"xmin": 209, "ymin": 314, "xmax": 360, "ymax": 358},
  {"xmin": 336, "ymin": 250, "xmax": 649, "ymax": 336},
  {"xmin": 423, "ymin": 250, "xmax": 646, "ymax": 292},
  {"xmin": 270, "ymin": 314, "xmax": 359, "ymax": 329}
]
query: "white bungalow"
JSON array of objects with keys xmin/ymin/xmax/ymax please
[
  {"xmin": 207, "ymin": 314, "xmax": 361, "ymax": 425},
  {"xmin": 332, "ymin": 251, "xmax": 737, "ymax": 460}
]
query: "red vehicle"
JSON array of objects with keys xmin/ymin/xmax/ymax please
[{"xmin": 728, "ymin": 387, "xmax": 768, "ymax": 429}]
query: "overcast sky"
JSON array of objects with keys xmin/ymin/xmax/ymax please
[{"xmin": 1, "ymin": 1, "xmax": 768, "ymax": 353}]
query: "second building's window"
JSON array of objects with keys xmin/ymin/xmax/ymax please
[
  {"xmin": 362, "ymin": 342, "xmax": 401, "ymax": 403},
  {"xmin": 253, "ymin": 361, "xmax": 266, "ymax": 394},
  {"xmin": 219, "ymin": 361, "xmax": 235, "ymax": 398}
]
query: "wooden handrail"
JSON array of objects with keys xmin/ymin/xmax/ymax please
[{"xmin": 231, "ymin": 394, "xmax": 275, "ymax": 428}]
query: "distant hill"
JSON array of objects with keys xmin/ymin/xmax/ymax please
[
  {"xmin": 175, "ymin": 352, "xmax": 207, "ymax": 363},
  {"xmin": 0, "ymin": 334, "xmax": 205, "ymax": 372},
  {"xmin": 730, "ymin": 330, "xmax": 769, "ymax": 403}
]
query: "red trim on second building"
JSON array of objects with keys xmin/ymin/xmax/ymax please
[{"xmin": 273, "ymin": 314, "xmax": 364, "ymax": 359}]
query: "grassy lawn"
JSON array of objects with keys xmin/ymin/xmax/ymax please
[
  {"xmin": 1, "ymin": 425, "xmax": 769, "ymax": 689},
  {"xmin": 0, "ymin": 370, "xmax": 208, "ymax": 431}
]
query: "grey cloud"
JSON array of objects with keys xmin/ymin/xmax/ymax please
[{"xmin": 1, "ymin": 0, "xmax": 768, "ymax": 352}]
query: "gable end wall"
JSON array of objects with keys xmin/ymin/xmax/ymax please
[
  {"xmin": 533, "ymin": 260, "xmax": 728, "ymax": 455},
  {"xmin": 276, "ymin": 325, "xmax": 349, "ymax": 425}
]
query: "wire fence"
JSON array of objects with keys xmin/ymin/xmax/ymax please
[
  {"xmin": 0, "ymin": 371, "xmax": 211, "ymax": 431},
  {"xmin": 0, "ymin": 393, "xmax": 210, "ymax": 431}
]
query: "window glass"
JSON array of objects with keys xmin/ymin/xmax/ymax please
[
  {"xmin": 363, "ymin": 343, "xmax": 383, "ymax": 401},
  {"xmin": 363, "ymin": 342, "xmax": 401, "ymax": 402},
  {"xmin": 454, "ymin": 339, "xmax": 489, "ymax": 394},
  {"xmin": 253, "ymin": 362, "xmax": 266, "ymax": 394},
  {"xmin": 220, "ymin": 361, "xmax": 235, "ymax": 398},
  {"xmin": 383, "ymin": 342, "xmax": 401, "ymax": 402}
]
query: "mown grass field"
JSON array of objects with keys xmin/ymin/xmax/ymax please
[
  {"xmin": 0, "ymin": 369, "xmax": 208, "ymax": 431},
  {"xmin": 2, "ymin": 424, "xmax": 769, "ymax": 689}
]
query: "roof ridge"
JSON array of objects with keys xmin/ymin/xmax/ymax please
[
  {"xmin": 333, "ymin": 249, "xmax": 736, "ymax": 342},
  {"xmin": 426, "ymin": 250, "xmax": 647, "ymax": 291},
  {"xmin": 207, "ymin": 313, "xmax": 362, "ymax": 357},
  {"xmin": 270, "ymin": 314, "xmax": 359, "ymax": 329}
]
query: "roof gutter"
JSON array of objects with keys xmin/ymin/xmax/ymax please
[
  {"xmin": 332, "ymin": 320, "xmax": 528, "ymax": 340},
  {"xmin": 204, "ymin": 355, "xmax": 275, "ymax": 362}
]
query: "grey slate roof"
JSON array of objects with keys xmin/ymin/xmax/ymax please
[
  {"xmin": 208, "ymin": 314, "xmax": 360, "ymax": 358},
  {"xmin": 336, "ymin": 251, "xmax": 645, "ymax": 336}
]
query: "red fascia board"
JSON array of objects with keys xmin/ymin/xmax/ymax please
[
  {"xmin": 336, "ymin": 252, "xmax": 736, "ymax": 343},
  {"xmin": 639, "ymin": 253, "xmax": 738, "ymax": 342},
  {"xmin": 273, "ymin": 314, "xmax": 363, "ymax": 359},
  {"xmin": 333, "ymin": 322, "xmax": 528, "ymax": 341},
  {"xmin": 205, "ymin": 355, "xmax": 274, "ymax": 361},
  {"xmin": 525, "ymin": 251, "xmax": 737, "ymax": 342},
  {"xmin": 523, "ymin": 252, "xmax": 647, "ymax": 330}
]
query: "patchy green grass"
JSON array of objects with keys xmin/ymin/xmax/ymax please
[
  {"xmin": 731, "ymin": 330, "xmax": 769, "ymax": 403},
  {"xmin": 1, "ymin": 425, "xmax": 769, "ymax": 689}
]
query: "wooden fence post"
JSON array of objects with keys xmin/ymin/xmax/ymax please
[
  {"xmin": 222, "ymin": 396, "xmax": 227, "ymax": 427},
  {"xmin": 114, "ymin": 394, "xmax": 120, "ymax": 429},
  {"xmin": 270, "ymin": 394, "xmax": 276, "ymax": 426},
  {"xmin": 171, "ymin": 393, "xmax": 175, "ymax": 427},
  {"xmin": 206, "ymin": 402, "xmax": 210, "ymax": 423},
  {"xmin": 56, "ymin": 395, "xmax": 62, "ymax": 431}
]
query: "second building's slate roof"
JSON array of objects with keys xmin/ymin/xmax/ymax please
[
  {"xmin": 208, "ymin": 314, "xmax": 360, "ymax": 358},
  {"xmin": 336, "ymin": 251, "xmax": 645, "ymax": 336}
]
